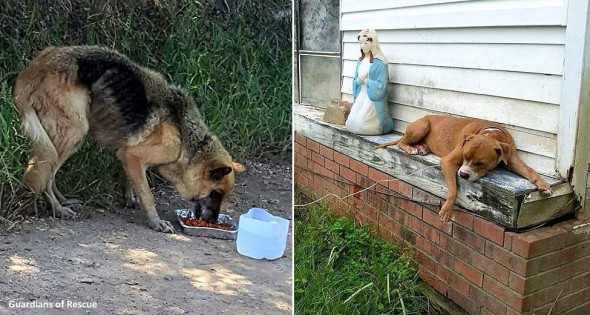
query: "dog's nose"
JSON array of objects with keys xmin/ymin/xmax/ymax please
[{"xmin": 459, "ymin": 171, "xmax": 470, "ymax": 180}]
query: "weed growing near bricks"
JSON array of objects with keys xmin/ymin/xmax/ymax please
[{"xmin": 294, "ymin": 204, "xmax": 441, "ymax": 315}]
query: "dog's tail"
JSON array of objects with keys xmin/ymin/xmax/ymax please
[
  {"xmin": 374, "ymin": 139, "xmax": 400, "ymax": 149},
  {"xmin": 19, "ymin": 108, "xmax": 58, "ymax": 194}
]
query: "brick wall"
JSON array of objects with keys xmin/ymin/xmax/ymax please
[{"xmin": 295, "ymin": 133, "xmax": 590, "ymax": 315}]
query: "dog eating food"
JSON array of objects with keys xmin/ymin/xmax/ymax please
[{"xmin": 14, "ymin": 46, "xmax": 246, "ymax": 233}]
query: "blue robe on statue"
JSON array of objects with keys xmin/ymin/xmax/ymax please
[{"xmin": 346, "ymin": 58, "xmax": 394, "ymax": 135}]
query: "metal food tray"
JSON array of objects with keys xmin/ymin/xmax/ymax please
[{"xmin": 175, "ymin": 209, "xmax": 238, "ymax": 240}]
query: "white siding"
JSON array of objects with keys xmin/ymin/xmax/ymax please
[{"xmin": 340, "ymin": 0, "xmax": 567, "ymax": 177}]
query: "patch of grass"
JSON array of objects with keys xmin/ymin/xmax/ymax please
[
  {"xmin": 0, "ymin": 1, "xmax": 291, "ymax": 226},
  {"xmin": 295, "ymin": 206, "xmax": 441, "ymax": 315}
]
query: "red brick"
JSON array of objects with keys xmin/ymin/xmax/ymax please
[
  {"xmin": 310, "ymin": 161, "xmax": 323, "ymax": 175},
  {"xmin": 319, "ymin": 145, "xmax": 334, "ymax": 160},
  {"xmin": 570, "ymin": 255, "xmax": 590, "ymax": 278},
  {"xmin": 480, "ymin": 308, "xmax": 494, "ymax": 315},
  {"xmin": 312, "ymin": 173, "xmax": 327, "ymax": 190},
  {"xmin": 431, "ymin": 243, "xmax": 454, "ymax": 268},
  {"xmin": 357, "ymin": 200, "xmax": 377, "ymax": 221},
  {"xmin": 398, "ymin": 199, "xmax": 423, "ymax": 219},
  {"xmin": 412, "ymin": 188, "xmax": 442, "ymax": 208},
  {"xmin": 504, "ymin": 231, "xmax": 516, "ymax": 250},
  {"xmin": 388, "ymin": 180, "xmax": 413, "ymax": 198},
  {"xmin": 294, "ymin": 132, "xmax": 306, "ymax": 145},
  {"xmin": 324, "ymin": 159, "xmax": 339, "ymax": 174},
  {"xmin": 451, "ymin": 209, "xmax": 474, "ymax": 230},
  {"xmin": 554, "ymin": 219, "xmax": 590, "ymax": 245},
  {"xmin": 574, "ymin": 239, "xmax": 590, "ymax": 260},
  {"xmin": 568, "ymin": 300, "xmax": 590, "ymax": 315},
  {"xmin": 472, "ymin": 252, "xmax": 509, "ymax": 284},
  {"xmin": 423, "ymin": 207, "xmax": 453, "ymax": 235},
  {"xmin": 368, "ymin": 168, "xmax": 388, "ymax": 186},
  {"xmin": 469, "ymin": 285, "xmax": 508, "ymax": 315},
  {"xmin": 509, "ymin": 266, "xmax": 564, "ymax": 295},
  {"xmin": 568, "ymin": 270, "xmax": 590, "ymax": 293},
  {"xmin": 440, "ymin": 233, "xmax": 474, "ymax": 263},
  {"xmin": 474, "ymin": 216, "xmax": 505, "ymax": 245},
  {"xmin": 295, "ymin": 172, "xmax": 309, "ymax": 187},
  {"xmin": 553, "ymin": 288, "xmax": 590, "ymax": 314},
  {"xmin": 449, "ymin": 274, "xmax": 470, "ymax": 296},
  {"xmin": 485, "ymin": 241, "xmax": 529, "ymax": 276},
  {"xmin": 455, "ymin": 259, "xmax": 483, "ymax": 286},
  {"xmin": 483, "ymin": 276, "xmax": 523, "ymax": 312},
  {"xmin": 521, "ymin": 282, "xmax": 566, "ymax": 312},
  {"xmin": 294, "ymin": 152, "xmax": 307, "ymax": 169},
  {"xmin": 447, "ymin": 287, "xmax": 479, "ymax": 315},
  {"xmin": 505, "ymin": 306, "xmax": 521, "ymax": 315},
  {"xmin": 349, "ymin": 159, "xmax": 368, "ymax": 176},
  {"xmin": 339, "ymin": 166, "xmax": 355, "ymax": 183},
  {"xmin": 526, "ymin": 245, "xmax": 576, "ymax": 276},
  {"xmin": 454, "ymin": 224, "xmax": 485, "ymax": 253},
  {"xmin": 319, "ymin": 165, "xmax": 334, "ymax": 181},
  {"xmin": 410, "ymin": 215, "xmax": 430, "ymax": 239},
  {"xmin": 511, "ymin": 226, "xmax": 567, "ymax": 258},
  {"xmin": 419, "ymin": 266, "xmax": 448, "ymax": 296},
  {"xmin": 300, "ymin": 144, "xmax": 311, "ymax": 159},
  {"xmin": 400, "ymin": 226, "xmax": 417, "ymax": 244},
  {"xmin": 308, "ymin": 140, "xmax": 320, "ymax": 153},
  {"xmin": 415, "ymin": 250, "xmax": 437, "ymax": 273},
  {"xmin": 333, "ymin": 151, "xmax": 350, "ymax": 167},
  {"xmin": 311, "ymin": 151, "xmax": 325, "ymax": 166}
]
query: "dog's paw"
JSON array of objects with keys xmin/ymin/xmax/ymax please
[
  {"xmin": 540, "ymin": 187, "xmax": 553, "ymax": 197},
  {"xmin": 125, "ymin": 197, "xmax": 139, "ymax": 209},
  {"xmin": 61, "ymin": 199, "xmax": 82, "ymax": 212},
  {"xmin": 149, "ymin": 219, "xmax": 176, "ymax": 233},
  {"xmin": 439, "ymin": 203, "xmax": 454, "ymax": 223},
  {"xmin": 55, "ymin": 206, "xmax": 77, "ymax": 220}
]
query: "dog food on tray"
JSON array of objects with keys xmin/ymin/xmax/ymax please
[
  {"xmin": 180, "ymin": 218, "xmax": 235, "ymax": 231},
  {"xmin": 175, "ymin": 209, "xmax": 238, "ymax": 240}
]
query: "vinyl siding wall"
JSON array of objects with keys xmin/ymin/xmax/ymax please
[{"xmin": 340, "ymin": 0, "xmax": 568, "ymax": 177}]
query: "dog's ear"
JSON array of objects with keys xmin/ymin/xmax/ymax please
[
  {"xmin": 462, "ymin": 134, "xmax": 475, "ymax": 148},
  {"xmin": 495, "ymin": 142, "xmax": 511, "ymax": 164},
  {"xmin": 210, "ymin": 166, "xmax": 232, "ymax": 180},
  {"xmin": 232, "ymin": 162, "xmax": 246, "ymax": 174}
]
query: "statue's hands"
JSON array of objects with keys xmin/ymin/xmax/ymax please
[{"xmin": 358, "ymin": 73, "xmax": 368, "ymax": 84}]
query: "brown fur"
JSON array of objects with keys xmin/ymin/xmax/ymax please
[
  {"xmin": 14, "ymin": 46, "xmax": 245, "ymax": 233},
  {"xmin": 376, "ymin": 115, "xmax": 552, "ymax": 222}
]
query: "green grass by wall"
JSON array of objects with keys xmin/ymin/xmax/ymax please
[
  {"xmin": 295, "ymin": 205, "xmax": 441, "ymax": 315},
  {"xmin": 0, "ymin": 0, "xmax": 291, "ymax": 225}
]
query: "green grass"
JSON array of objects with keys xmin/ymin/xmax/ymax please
[
  {"xmin": 295, "ymin": 206, "xmax": 441, "ymax": 315},
  {"xmin": 0, "ymin": 1, "xmax": 291, "ymax": 226}
]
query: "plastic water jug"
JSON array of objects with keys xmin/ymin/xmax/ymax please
[{"xmin": 236, "ymin": 208, "xmax": 290, "ymax": 260}]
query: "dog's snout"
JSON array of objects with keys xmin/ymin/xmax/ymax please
[{"xmin": 459, "ymin": 171, "xmax": 470, "ymax": 180}]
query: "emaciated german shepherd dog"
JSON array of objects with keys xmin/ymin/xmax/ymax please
[{"xmin": 14, "ymin": 46, "xmax": 245, "ymax": 233}]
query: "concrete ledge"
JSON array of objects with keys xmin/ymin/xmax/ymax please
[{"xmin": 294, "ymin": 103, "xmax": 576, "ymax": 229}]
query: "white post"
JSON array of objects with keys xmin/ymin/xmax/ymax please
[{"xmin": 557, "ymin": 0, "xmax": 590, "ymax": 219}]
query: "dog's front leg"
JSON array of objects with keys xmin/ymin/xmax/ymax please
[
  {"xmin": 118, "ymin": 150, "xmax": 175, "ymax": 233},
  {"xmin": 439, "ymin": 148, "xmax": 463, "ymax": 222},
  {"xmin": 506, "ymin": 154, "xmax": 552, "ymax": 197}
]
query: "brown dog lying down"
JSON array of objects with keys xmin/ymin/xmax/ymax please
[{"xmin": 375, "ymin": 115, "xmax": 553, "ymax": 222}]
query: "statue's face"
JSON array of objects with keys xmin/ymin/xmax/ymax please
[{"xmin": 358, "ymin": 33, "xmax": 374, "ymax": 53}]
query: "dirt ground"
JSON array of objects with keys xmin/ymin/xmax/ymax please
[{"xmin": 0, "ymin": 158, "xmax": 292, "ymax": 315}]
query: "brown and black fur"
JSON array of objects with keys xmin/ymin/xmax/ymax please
[{"xmin": 14, "ymin": 46, "xmax": 245, "ymax": 233}]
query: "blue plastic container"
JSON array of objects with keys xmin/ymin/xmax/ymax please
[{"xmin": 236, "ymin": 208, "xmax": 290, "ymax": 260}]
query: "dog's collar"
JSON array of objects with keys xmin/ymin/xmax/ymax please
[{"xmin": 478, "ymin": 126, "xmax": 507, "ymax": 136}]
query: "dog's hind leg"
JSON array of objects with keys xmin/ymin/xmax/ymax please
[
  {"xmin": 397, "ymin": 117, "xmax": 431, "ymax": 155},
  {"xmin": 51, "ymin": 175, "xmax": 81, "ymax": 208},
  {"xmin": 119, "ymin": 168, "xmax": 138, "ymax": 208}
]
